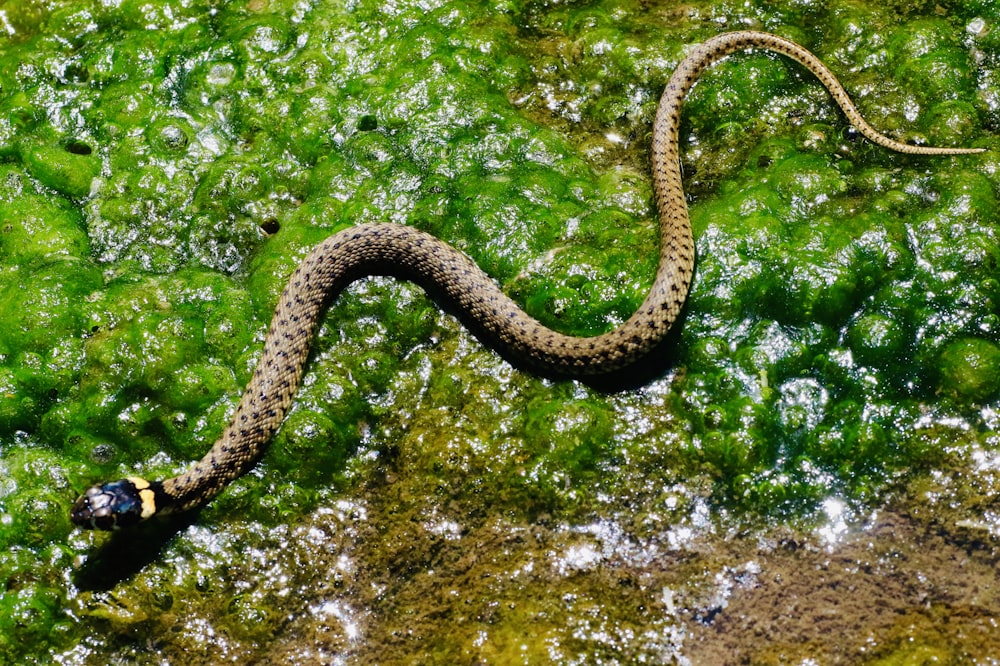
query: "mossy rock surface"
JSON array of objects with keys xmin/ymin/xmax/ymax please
[{"xmin": 1, "ymin": 0, "xmax": 999, "ymax": 662}]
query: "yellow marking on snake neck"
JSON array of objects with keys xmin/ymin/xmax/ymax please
[
  {"xmin": 126, "ymin": 476, "xmax": 158, "ymax": 518},
  {"xmin": 138, "ymin": 490, "xmax": 157, "ymax": 519},
  {"xmin": 126, "ymin": 476, "xmax": 150, "ymax": 490}
]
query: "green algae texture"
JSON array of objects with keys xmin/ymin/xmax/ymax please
[{"xmin": 1, "ymin": 0, "xmax": 999, "ymax": 663}]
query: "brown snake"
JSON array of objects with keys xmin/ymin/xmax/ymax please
[{"xmin": 70, "ymin": 31, "xmax": 983, "ymax": 529}]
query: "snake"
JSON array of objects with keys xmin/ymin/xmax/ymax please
[{"xmin": 70, "ymin": 31, "xmax": 983, "ymax": 530}]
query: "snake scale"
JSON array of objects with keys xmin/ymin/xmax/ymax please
[{"xmin": 70, "ymin": 31, "xmax": 983, "ymax": 530}]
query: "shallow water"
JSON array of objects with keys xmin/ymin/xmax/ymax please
[{"xmin": 0, "ymin": 0, "xmax": 998, "ymax": 662}]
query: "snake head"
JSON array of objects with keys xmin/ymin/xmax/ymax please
[{"xmin": 70, "ymin": 478, "xmax": 156, "ymax": 530}]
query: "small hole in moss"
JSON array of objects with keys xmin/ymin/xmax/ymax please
[
  {"xmin": 261, "ymin": 219, "xmax": 280, "ymax": 234},
  {"xmin": 358, "ymin": 115, "xmax": 378, "ymax": 132},
  {"xmin": 66, "ymin": 140, "xmax": 93, "ymax": 155},
  {"xmin": 63, "ymin": 63, "xmax": 89, "ymax": 83}
]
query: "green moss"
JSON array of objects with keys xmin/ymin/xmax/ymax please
[
  {"xmin": 0, "ymin": 187, "xmax": 91, "ymax": 264},
  {"xmin": 0, "ymin": 260, "xmax": 101, "ymax": 351},
  {"xmin": 938, "ymin": 338, "xmax": 1000, "ymax": 401},
  {"xmin": 22, "ymin": 144, "xmax": 100, "ymax": 198}
]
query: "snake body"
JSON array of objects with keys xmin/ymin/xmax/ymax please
[{"xmin": 70, "ymin": 31, "xmax": 982, "ymax": 530}]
